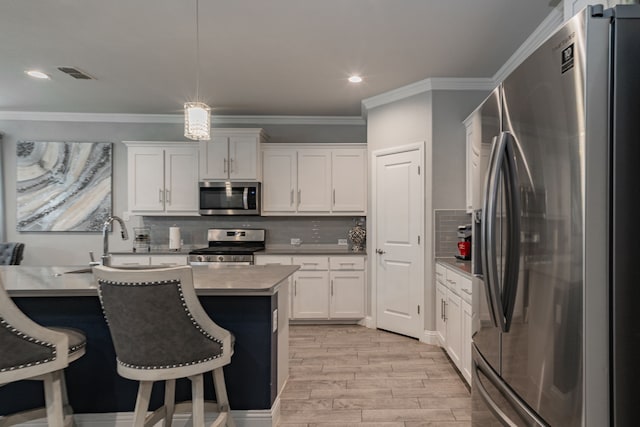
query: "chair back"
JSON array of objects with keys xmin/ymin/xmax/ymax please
[
  {"xmin": 0, "ymin": 278, "xmax": 68, "ymax": 384},
  {"xmin": 93, "ymin": 266, "xmax": 230, "ymax": 372},
  {"xmin": 0, "ymin": 243, "xmax": 25, "ymax": 265}
]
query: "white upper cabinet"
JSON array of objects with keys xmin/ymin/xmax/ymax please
[
  {"xmin": 199, "ymin": 128, "xmax": 266, "ymax": 181},
  {"xmin": 332, "ymin": 149, "xmax": 367, "ymax": 213},
  {"xmin": 262, "ymin": 144, "xmax": 367, "ymax": 216},
  {"xmin": 125, "ymin": 142, "xmax": 199, "ymax": 215},
  {"xmin": 262, "ymin": 149, "xmax": 297, "ymax": 213},
  {"xmin": 297, "ymin": 150, "xmax": 332, "ymax": 212},
  {"xmin": 464, "ymin": 111, "xmax": 490, "ymax": 213}
]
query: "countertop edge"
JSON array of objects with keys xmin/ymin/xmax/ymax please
[{"xmin": 436, "ymin": 258, "xmax": 473, "ymax": 278}]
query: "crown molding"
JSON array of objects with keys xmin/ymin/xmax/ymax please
[
  {"xmin": 361, "ymin": 77, "xmax": 494, "ymax": 112},
  {"xmin": 492, "ymin": 5, "xmax": 564, "ymax": 83},
  {"xmin": 0, "ymin": 111, "xmax": 365, "ymax": 126}
]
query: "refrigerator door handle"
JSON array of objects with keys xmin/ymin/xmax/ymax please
[
  {"xmin": 501, "ymin": 131, "xmax": 521, "ymax": 332},
  {"xmin": 473, "ymin": 345, "xmax": 549, "ymax": 427},
  {"xmin": 482, "ymin": 131, "xmax": 521, "ymax": 333},
  {"xmin": 482, "ymin": 134, "xmax": 506, "ymax": 330}
]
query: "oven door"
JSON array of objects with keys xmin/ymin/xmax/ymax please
[
  {"xmin": 199, "ymin": 181, "xmax": 260, "ymax": 215},
  {"xmin": 189, "ymin": 261, "xmax": 252, "ymax": 267}
]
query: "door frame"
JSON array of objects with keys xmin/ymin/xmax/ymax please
[{"xmin": 369, "ymin": 141, "xmax": 432, "ymax": 341}]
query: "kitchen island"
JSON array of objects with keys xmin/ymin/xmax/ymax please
[{"xmin": 0, "ymin": 264, "xmax": 297, "ymax": 426}]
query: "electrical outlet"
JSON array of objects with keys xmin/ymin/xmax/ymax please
[
  {"xmin": 290, "ymin": 238, "xmax": 302, "ymax": 246},
  {"xmin": 338, "ymin": 239, "xmax": 348, "ymax": 246}
]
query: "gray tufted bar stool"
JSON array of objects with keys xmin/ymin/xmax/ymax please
[
  {"xmin": 93, "ymin": 265, "xmax": 235, "ymax": 427},
  {"xmin": 0, "ymin": 279, "xmax": 86, "ymax": 427}
]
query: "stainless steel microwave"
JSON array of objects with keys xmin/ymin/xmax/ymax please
[{"xmin": 199, "ymin": 181, "xmax": 261, "ymax": 215}]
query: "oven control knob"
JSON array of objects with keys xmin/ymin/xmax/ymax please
[
  {"xmin": 218, "ymin": 255, "xmax": 224, "ymax": 262},
  {"xmin": 198, "ymin": 255, "xmax": 205, "ymax": 262}
]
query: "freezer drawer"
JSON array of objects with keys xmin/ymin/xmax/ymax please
[{"xmin": 472, "ymin": 345, "xmax": 549, "ymax": 427}]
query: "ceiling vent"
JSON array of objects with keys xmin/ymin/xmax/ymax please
[{"xmin": 57, "ymin": 66, "xmax": 95, "ymax": 80}]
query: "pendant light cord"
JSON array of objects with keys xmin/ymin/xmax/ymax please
[{"xmin": 195, "ymin": 0, "xmax": 200, "ymax": 102}]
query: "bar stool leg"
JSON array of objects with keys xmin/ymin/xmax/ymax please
[
  {"xmin": 190, "ymin": 374, "xmax": 205, "ymax": 427},
  {"xmin": 133, "ymin": 381, "xmax": 153, "ymax": 427},
  {"xmin": 164, "ymin": 379, "xmax": 176, "ymax": 427},
  {"xmin": 212, "ymin": 368, "xmax": 235, "ymax": 427},
  {"xmin": 43, "ymin": 371, "xmax": 65, "ymax": 427}
]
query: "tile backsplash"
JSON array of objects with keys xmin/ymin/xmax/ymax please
[
  {"xmin": 141, "ymin": 216, "xmax": 366, "ymax": 248},
  {"xmin": 434, "ymin": 209, "xmax": 471, "ymax": 257}
]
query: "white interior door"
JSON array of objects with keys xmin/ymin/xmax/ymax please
[{"xmin": 374, "ymin": 146, "xmax": 423, "ymax": 338}]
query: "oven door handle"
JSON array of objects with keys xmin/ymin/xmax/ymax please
[{"xmin": 243, "ymin": 187, "xmax": 249, "ymax": 210}]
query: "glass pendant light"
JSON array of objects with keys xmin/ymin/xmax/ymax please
[{"xmin": 184, "ymin": 0, "xmax": 210, "ymax": 141}]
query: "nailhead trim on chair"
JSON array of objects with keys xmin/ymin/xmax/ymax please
[
  {"xmin": 0, "ymin": 317, "xmax": 57, "ymax": 372},
  {"xmin": 97, "ymin": 278, "xmax": 225, "ymax": 370}
]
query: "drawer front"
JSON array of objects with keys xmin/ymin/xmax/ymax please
[
  {"xmin": 150, "ymin": 255, "xmax": 188, "ymax": 266},
  {"xmin": 329, "ymin": 256, "xmax": 365, "ymax": 270},
  {"xmin": 445, "ymin": 268, "xmax": 461, "ymax": 295},
  {"xmin": 458, "ymin": 275, "xmax": 472, "ymax": 303},
  {"xmin": 254, "ymin": 255, "xmax": 292, "ymax": 266},
  {"xmin": 435, "ymin": 263, "xmax": 447, "ymax": 284},
  {"xmin": 292, "ymin": 256, "xmax": 329, "ymax": 270},
  {"xmin": 110, "ymin": 255, "xmax": 151, "ymax": 266}
]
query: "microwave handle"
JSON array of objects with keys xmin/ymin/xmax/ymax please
[{"xmin": 243, "ymin": 187, "xmax": 249, "ymax": 210}]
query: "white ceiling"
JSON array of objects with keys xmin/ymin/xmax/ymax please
[{"xmin": 0, "ymin": 1, "xmax": 555, "ymax": 117}]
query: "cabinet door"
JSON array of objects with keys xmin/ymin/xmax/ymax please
[
  {"xmin": 297, "ymin": 150, "xmax": 331, "ymax": 212},
  {"xmin": 229, "ymin": 136, "xmax": 259, "ymax": 180},
  {"xmin": 128, "ymin": 147, "xmax": 165, "ymax": 212},
  {"xmin": 461, "ymin": 299, "xmax": 473, "ymax": 384},
  {"xmin": 199, "ymin": 137, "xmax": 229, "ymax": 180},
  {"xmin": 164, "ymin": 147, "xmax": 199, "ymax": 213},
  {"xmin": 330, "ymin": 271, "xmax": 365, "ymax": 319},
  {"xmin": 332, "ymin": 149, "xmax": 366, "ymax": 213},
  {"xmin": 292, "ymin": 271, "xmax": 329, "ymax": 319},
  {"xmin": 436, "ymin": 282, "xmax": 447, "ymax": 347},
  {"xmin": 445, "ymin": 288, "xmax": 462, "ymax": 370},
  {"xmin": 262, "ymin": 150, "xmax": 297, "ymax": 213}
]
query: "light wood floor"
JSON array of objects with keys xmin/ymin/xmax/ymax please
[{"xmin": 278, "ymin": 324, "xmax": 471, "ymax": 427}]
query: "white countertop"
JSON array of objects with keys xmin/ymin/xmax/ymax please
[{"xmin": 1, "ymin": 265, "xmax": 299, "ymax": 297}]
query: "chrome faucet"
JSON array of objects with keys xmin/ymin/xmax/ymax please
[{"xmin": 102, "ymin": 216, "xmax": 129, "ymax": 266}]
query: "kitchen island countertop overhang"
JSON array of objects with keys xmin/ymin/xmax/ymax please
[{"xmin": 1, "ymin": 264, "xmax": 299, "ymax": 297}]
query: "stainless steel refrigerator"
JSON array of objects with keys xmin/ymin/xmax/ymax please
[{"xmin": 471, "ymin": 5, "xmax": 640, "ymax": 426}]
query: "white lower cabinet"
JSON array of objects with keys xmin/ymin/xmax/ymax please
[
  {"xmin": 255, "ymin": 254, "xmax": 366, "ymax": 321},
  {"xmin": 435, "ymin": 261, "xmax": 473, "ymax": 385}
]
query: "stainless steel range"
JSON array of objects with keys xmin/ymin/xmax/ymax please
[{"xmin": 188, "ymin": 229, "xmax": 265, "ymax": 266}]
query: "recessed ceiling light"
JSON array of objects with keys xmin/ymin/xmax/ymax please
[
  {"xmin": 25, "ymin": 70, "xmax": 50, "ymax": 80},
  {"xmin": 348, "ymin": 75, "xmax": 363, "ymax": 83}
]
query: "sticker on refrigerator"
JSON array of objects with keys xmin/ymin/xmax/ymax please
[{"xmin": 561, "ymin": 44, "xmax": 574, "ymax": 73}]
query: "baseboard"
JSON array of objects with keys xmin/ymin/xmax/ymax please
[
  {"xmin": 16, "ymin": 405, "xmax": 280, "ymax": 427},
  {"xmin": 361, "ymin": 315, "xmax": 375, "ymax": 329},
  {"xmin": 421, "ymin": 329, "xmax": 440, "ymax": 346}
]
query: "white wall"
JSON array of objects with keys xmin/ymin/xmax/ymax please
[
  {"xmin": 0, "ymin": 119, "xmax": 365, "ymax": 266},
  {"xmin": 365, "ymin": 89, "xmax": 488, "ymax": 334},
  {"xmin": 432, "ymin": 90, "xmax": 490, "ymax": 209}
]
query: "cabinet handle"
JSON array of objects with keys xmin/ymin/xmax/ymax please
[
  {"xmin": 331, "ymin": 279, "xmax": 334, "ymax": 296},
  {"xmin": 294, "ymin": 280, "xmax": 297, "ymax": 296},
  {"xmin": 444, "ymin": 301, "xmax": 447, "ymax": 321},
  {"xmin": 165, "ymin": 189, "xmax": 170, "ymax": 204},
  {"xmin": 462, "ymin": 288, "xmax": 472, "ymax": 295},
  {"xmin": 159, "ymin": 188, "xmax": 164, "ymax": 203},
  {"xmin": 229, "ymin": 158, "xmax": 234, "ymax": 173},
  {"xmin": 224, "ymin": 158, "xmax": 227, "ymax": 173},
  {"xmin": 298, "ymin": 189, "xmax": 301, "ymax": 206},
  {"xmin": 333, "ymin": 188, "xmax": 336, "ymax": 205},
  {"xmin": 441, "ymin": 299, "xmax": 444, "ymax": 320},
  {"xmin": 290, "ymin": 189, "xmax": 294, "ymax": 206}
]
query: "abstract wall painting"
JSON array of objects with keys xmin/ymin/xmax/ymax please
[{"xmin": 17, "ymin": 141, "xmax": 112, "ymax": 232}]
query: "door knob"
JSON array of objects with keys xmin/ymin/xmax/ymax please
[{"xmin": 376, "ymin": 248, "xmax": 386, "ymax": 254}]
